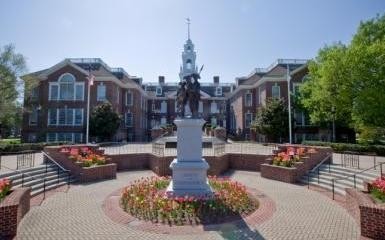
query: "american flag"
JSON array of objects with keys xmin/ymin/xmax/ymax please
[{"xmin": 87, "ymin": 74, "xmax": 95, "ymax": 86}]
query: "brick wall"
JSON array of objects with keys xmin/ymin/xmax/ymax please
[
  {"xmin": 79, "ymin": 164, "xmax": 117, "ymax": 182},
  {"xmin": 260, "ymin": 164, "xmax": 298, "ymax": 183},
  {"xmin": 346, "ymin": 188, "xmax": 385, "ymax": 240},
  {"xmin": 0, "ymin": 188, "xmax": 31, "ymax": 239}
]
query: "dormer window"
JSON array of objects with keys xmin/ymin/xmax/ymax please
[
  {"xmin": 156, "ymin": 86, "xmax": 162, "ymax": 96},
  {"xmin": 215, "ymin": 86, "xmax": 222, "ymax": 96}
]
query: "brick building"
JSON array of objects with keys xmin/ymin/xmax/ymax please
[{"xmin": 21, "ymin": 33, "xmax": 326, "ymax": 144}]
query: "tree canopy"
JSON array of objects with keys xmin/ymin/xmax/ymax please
[
  {"xmin": 89, "ymin": 102, "xmax": 121, "ymax": 141},
  {"xmin": 252, "ymin": 98, "xmax": 288, "ymax": 143},
  {"xmin": 0, "ymin": 44, "xmax": 27, "ymax": 137},
  {"xmin": 299, "ymin": 14, "xmax": 385, "ymax": 141}
]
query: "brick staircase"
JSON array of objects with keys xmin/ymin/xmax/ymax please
[
  {"xmin": 0, "ymin": 163, "xmax": 75, "ymax": 196},
  {"xmin": 301, "ymin": 164, "xmax": 381, "ymax": 196}
]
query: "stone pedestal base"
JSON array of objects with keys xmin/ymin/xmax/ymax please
[{"xmin": 166, "ymin": 158, "xmax": 212, "ymax": 197}]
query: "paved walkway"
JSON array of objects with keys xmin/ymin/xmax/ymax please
[{"xmin": 18, "ymin": 170, "xmax": 359, "ymax": 240}]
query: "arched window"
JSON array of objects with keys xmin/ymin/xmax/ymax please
[
  {"xmin": 186, "ymin": 59, "xmax": 192, "ymax": 70},
  {"xmin": 59, "ymin": 73, "xmax": 75, "ymax": 100}
]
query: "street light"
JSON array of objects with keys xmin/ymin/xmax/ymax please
[{"xmin": 287, "ymin": 65, "xmax": 292, "ymax": 144}]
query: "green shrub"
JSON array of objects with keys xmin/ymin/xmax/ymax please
[
  {"xmin": 0, "ymin": 142, "xmax": 69, "ymax": 153},
  {"xmin": 302, "ymin": 141, "xmax": 385, "ymax": 156}
]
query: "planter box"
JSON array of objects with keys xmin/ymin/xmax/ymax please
[
  {"xmin": 79, "ymin": 164, "xmax": 117, "ymax": 182},
  {"xmin": 0, "ymin": 187, "xmax": 31, "ymax": 239},
  {"xmin": 346, "ymin": 188, "xmax": 385, "ymax": 240},
  {"xmin": 260, "ymin": 164, "xmax": 297, "ymax": 183}
]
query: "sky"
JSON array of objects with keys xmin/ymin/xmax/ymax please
[{"xmin": 1, "ymin": 0, "xmax": 384, "ymax": 83}]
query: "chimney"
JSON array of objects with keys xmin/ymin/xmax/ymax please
[
  {"xmin": 213, "ymin": 76, "xmax": 220, "ymax": 84},
  {"xmin": 158, "ymin": 76, "xmax": 165, "ymax": 85}
]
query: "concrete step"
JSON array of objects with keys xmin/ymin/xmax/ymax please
[
  {"xmin": 308, "ymin": 169, "xmax": 377, "ymax": 185},
  {"xmin": 11, "ymin": 170, "xmax": 62, "ymax": 186},
  {"xmin": 301, "ymin": 175, "xmax": 364, "ymax": 193},
  {"xmin": 305, "ymin": 179, "xmax": 346, "ymax": 196},
  {"xmin": 321, "ymin": 164, "xmax": 380, "ymax": 178},
  {"xmin": 12, "ymin": 172, "xmax": 71, "ymax": 189},
  {"xmin": 31, "ymin": 179, "xmax": 76, "ymax": 197},
  {"xmin": 0, "ymin": 164, "xmax": 57, "ymax": 178}
]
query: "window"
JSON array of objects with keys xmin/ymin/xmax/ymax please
[
  {"xmin": 126, "ymin": 91, "xmax": 133, "ymax": 106},
  {"xmin": 198, "ymin": 101, "xmax": 203, "ymax": 113},
  {"xmin": 152, "ymin": 102, "xmax": 156, "ymax": 112},
  {"xmin": 58, "ymin": 132, "xmax": 73, "ymax": 142},
  {"xmin": 186, "ymin": 59, "xmax": 192, "ymax": 70},
  {"xmin": 161, "ymin": 117, "xmax": 167, "ymax": 125},
  {"xmin": 75, "ymin": 83, "xmax": 84, "ymax": 100},
  {"xmin": 29, "ymin": 109, "xmax": 38, "ymax": 126},
  {"xmin": 49, "ymin": 73, "xmax": 84, "ymax": 101},
  {"xmin": 245, "ymin": 113, "xmax": 253, "ymax": 128},
  {"xmin": 245, "ymin": 92, "xmax": 252, "ymax": 107},
  {"xmin": 260, "ymin": 89, "xmax": 266, "ymax": 106},
  {"xmin": 160, "ymin": 101, "xmax": 167, "ymax": 113},
  {"xmin": 49, "ymin": 83, "xmax": 59, "ymax": 100},
  {"xmin": 74, "ymin": 133, "xmax": 82, "ymax": 143},
  {"xmin": 51, "ymin": 108, "xmax": 83, "ymax": 126},
  {"xmin": 31, "ymin": 87, "xmax": 38, "ymax": 100},
  {"xmin": 74, "ymin": 109, "xmax": 83, "ymax": 125},
  {"xmin": 59, "ymin": 73, "xmax": 75, "ymax": 100},
  {"xmin": 116, "ymin": 86, "xmax": 120, "ymax": 103},
  {"xmin": 156, "ymin": 86, "xmax": 162, "ymax": 96},
  {"xmin": 211, "ymin": 117, "xmax": 217, "ymax": 127},
  {"xmin": 48, "ymin": 109, "xmax": 57, "ymax": 125},
  {"xmin": 97, "ymin": 83, "xmax": 106, "ymax": 101},
  {"xmin": 125, "ymin": 113, "xmax": 133, "ymax": 127},
  {"xmin": 272, "ymin": 83, "xmax": 280, "ymax": 99},
  {"xmin": 28, "ymin": 133, "xmax": 37, "ymax": 142},
  {"xmin": 215, "ymin": 87, "xmax": 222, "ymax": 96},
  {"xmin": 47, "ymin": 133, "xmax": 57, "ymax": 142},
  {"xmin": 210, "ymin": 102, "xmax": 218, "ymax": 113}
]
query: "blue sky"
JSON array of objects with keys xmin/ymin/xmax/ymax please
[{"xmin": 1, "ymin": 0, "xmax": 384, "ymax": 83}]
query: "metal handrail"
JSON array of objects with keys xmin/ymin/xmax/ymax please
[
  {"xmin": 42, "ymin": 151, "xmax": 70, "ymax": 173},
  {"xmin": 330, "ymin": 162, "xmax": 384, "ymax": 200},
  {"xmin": 309, "ymin": 153, "xmax": 332, "ymax": 173},
  {"xmin": 307, "ymin": 153, "xmax": 332, "ymax": 189}
]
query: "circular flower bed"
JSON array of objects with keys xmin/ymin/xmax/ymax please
[{"xmin": 120, "ymin": 176, "xmax": 258, "ymax": 225}]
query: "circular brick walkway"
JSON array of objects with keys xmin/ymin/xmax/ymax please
[{"xmin": 17, "ymin": 170, "xmax": 360, "ymax": 239}]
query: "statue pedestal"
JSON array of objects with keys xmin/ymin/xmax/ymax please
[{"xmin": 166, "ymin": 118, "xmax": 212, "ymax": 197}]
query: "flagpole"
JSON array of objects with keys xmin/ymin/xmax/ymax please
[
  {"xmin": 86, "ymin": 71, "xmax": 93, "ymax": 144},
  {"xmin": 287, "ymin": 65, "xmax": 292, "ymax": 144}
]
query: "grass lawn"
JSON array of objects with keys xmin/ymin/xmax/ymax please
[{"xmin": 0, "ymin": 138, "xmax": 21, "ymax": 144}]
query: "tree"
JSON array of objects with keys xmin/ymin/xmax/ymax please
[
  {"xmin": 299, "ymin": 14, "xmax": 385, "ymax": 142},
  {"xmin": 0, "ymin": 44, "xmax": 27, "ymax": 138},
  {"xmin": 252, "ymin": 98, "xmax": 288, "ymax": 143},
  {"xmin": 89, "ymin": 102, "xmax": 121, "ymax": 141}
]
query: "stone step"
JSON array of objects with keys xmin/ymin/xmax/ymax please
[
  {"xmin": 301, "ymin": 175, "xmax": 364, "ymax": 193},
  {"xmin": 31, "ymin": 179, "xmax": 75, "ymax": 197},
  {"xmin": 322, "ymin": 164, "xmax": 380, "ymax": 177},
  {"xmin": 12, "ymin": 172, "xmax": 71, "ymax": 189},
  {"xmin": 309, "ymin": 169, "xmax": 378, "ymax": 184},
  {"xmin": 305, "ymin": 179, "xmax": 347, "ymax": 196},
  {"xmin": 0, "ymin": 164, "xmax": 57, "ymax": 178}
]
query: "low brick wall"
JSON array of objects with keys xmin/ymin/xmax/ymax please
[
  {"xmin": 0, "ymin": 188, "xmax": 31, "ymax": 239},
  {"xmin": 260, "ymin": 164, "xmax": 298, "ymax": 183},
  {"xmin": 44, "ymin": 146, "xmax": 117, "ymax": 183},
  {"xmin": 346, "ymin": 188, "xmax": 385, "ymax": 240},
  {"xmin": 79, "ymin": 164, "xmax": 117, "ymax": 182}
]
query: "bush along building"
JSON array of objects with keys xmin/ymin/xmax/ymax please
[{"xmin": 21, "ymin": 31, "xmax": 338, "ymax": 144}]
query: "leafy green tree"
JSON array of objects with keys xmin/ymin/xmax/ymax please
[
  {"xmin": 89, "ymin": 102, "xmax": 121, "ymax": 141},
  {"xmin": 0, "ymin": 44, "xmax": 27, "ymax": 137},
  {"xmin": 252, "ymin": 98, "xmax": 288, "ymax": 143},
  {"xmin": 299, "ymin": 14, "xmax": 385, "ymax": 142}
]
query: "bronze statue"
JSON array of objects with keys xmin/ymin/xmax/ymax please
[{"xmin": 176, "ymin": 73, "xmax": 201, "ymax": 118}]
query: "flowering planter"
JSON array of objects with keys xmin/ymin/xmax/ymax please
[
  {"xmin": 0, "ymin": 187, "xmax": 31, "ymax": 239},
  {"xmin": 260, "ymin": 164, "xmax": 297, "ymax": 183},
  {"xmin": 345, "ymin": 188, "xmax": 385, "ymax": 240},
  {"xmin": 44, "ymin": 145, "xmax": 117, "ymax": 183}
]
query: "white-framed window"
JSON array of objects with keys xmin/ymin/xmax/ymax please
[
  {"xmin": 29, "ymin": 109, "xmax": 38, "ymax": 126},
  {"xmin": 211, "ymin": 117, "xmax": 217, "ymax": 127},
  {"xmin": 260, "ymin": 89, "xmax": 266, "ymax": 106},
  {"xmin": 215, "ymin": 86, "xmax": 222, "ymax": 96},
  {"xmin": 48, "ymin": 73, "xmax": 84, "ymax": 101},
  {"xmin": 97, "ymin": 83, "xmax": 106, "ymax": 101},
  {"xmin": 272, "ymin": 83, "xmax": 280, "ymax": 99},
  {"xmin": 245, "ymin": 92, "xmax": 252, "ymax": 107},
  {"xmin": 30, "ymin": 87, "xmax": 38, "ymax": 100},
  {"xmin": 245, "ymin": 112, "xmax": 253, "ymax": 128},
  {"xmin": 210, "ymin": 102, "xmax": 218, "ymax": 113},
  {"xmin": 47, "ymin": 133, "xmax": 57, "ymax": 142},
  {"xmin": 125, "ymin": 112, "xmax": 133, "ymax": 127},
  {"xmin": 160, "ymin": 101, "xmax": 167, "ymax": 113},
  {"xmin": 48, "ymin": 108, "xmax": 83, "ymax": 126},
  {"xmin": 198, "ymin": 101, "xmax": 203, "ymax": 113},
  {"xmin": 161, "ymin": 117, "xmax": 167, "ymax": 125},
  {"xmin": 46, "ymin": 132, "xmax": 82, "ymax": 143},
  {"xmin": 126, "ymin": 91, "xmax": 133, "ymax": 106},
  {"xmin": 156, "ymin": 86, "xmax": 162, "ymax": 96}
]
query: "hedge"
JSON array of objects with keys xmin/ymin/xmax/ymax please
[
  {"xmin": 0, "ymin": 142, "xmax": 69, "ymax": 154},
  {"xmin": 302, "ymin": 141, "xmax": 385, "ymax": 156}
]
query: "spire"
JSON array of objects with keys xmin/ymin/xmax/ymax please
[{"xmin": 186, "ymin": 17, "xmax": 191, "ymax": 40}]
